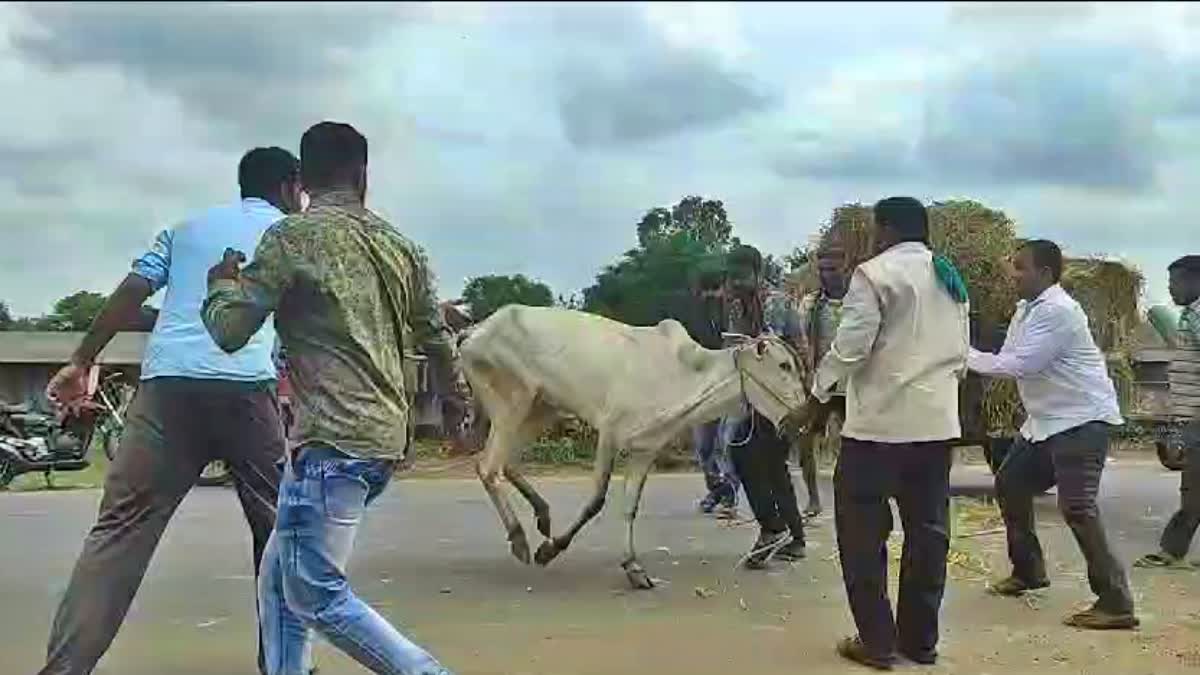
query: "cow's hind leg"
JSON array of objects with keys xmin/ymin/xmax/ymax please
[
  {"xmin": 534, "ymin": 433, "xmax": 618, "ymax": 566},
  {"xmin": 621, "ymin": 450, "xmax": 659, "ymax": 590}
]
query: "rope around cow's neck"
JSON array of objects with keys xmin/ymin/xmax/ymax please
[
  {"xmin": 728, "ymin": 339, "xmax": 803, "ymax": 447},
  {"xmin": 727, "ymin": 347, "xmax": 757, "ymax": 447}
]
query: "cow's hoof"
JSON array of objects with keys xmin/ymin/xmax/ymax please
[
  {"xmin": 534, "ymin": 540, "xmax": 561, "ymax": 566},
  {"xmin": 623, "ymin": 562, "xmax": 655, "ymax": 590},
  {"xmin": 509, "ymin": 531, "xmax": 531, "ymax": 565}
]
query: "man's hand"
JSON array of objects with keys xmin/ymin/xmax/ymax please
[
  {"xmin": 46, "ymin": 362, "xmax": 91, "ymax": 413},
  {"xmin": 208, "ymin": 248, "xmax": 246, "ymax": 285},
  {"xmin": 778, "ymin": 402, "xmax": 820, "ymax": 442}
]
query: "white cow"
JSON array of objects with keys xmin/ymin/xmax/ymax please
[{"xmin": 460, "ymin": 305, "xmax": 810, "ymax": 589}]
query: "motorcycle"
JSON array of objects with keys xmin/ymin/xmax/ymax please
[{"xmin": 0, "ymin": 398, "xmax": 102, "ymax": 490}]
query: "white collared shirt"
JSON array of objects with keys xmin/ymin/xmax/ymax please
[{"xmin": 968, "ymin": 284, "xmax": 1122, "ymax": 442}]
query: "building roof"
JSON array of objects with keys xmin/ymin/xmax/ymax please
[{"xmin": 0, "ymin": 332, "xmax": 146, "ymax": 365}]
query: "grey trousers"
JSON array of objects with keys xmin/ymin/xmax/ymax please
[
  {"xmin": 995, "ymin": 421, "xmax": 1134, "ymax": 613},
  {"xmin": 40, "ymin": 378, "xmax": 286, "ymax": 675},
  {"xmin": 1161, "ymin": 422, "xmax": 1200, "ymax": 558}
]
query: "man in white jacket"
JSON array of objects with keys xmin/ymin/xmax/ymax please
[
  {"xmin": 969, "ymin": 239, "xmax": 1136, "ymax": 631},
  {"xmin": 812, "ymin": 197, "xmax": 970, "ymax": 669}
]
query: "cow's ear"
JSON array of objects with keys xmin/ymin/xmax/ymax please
[{"xmin": 755, "ymin": 340, "xmax": 767, "ymax": 357}]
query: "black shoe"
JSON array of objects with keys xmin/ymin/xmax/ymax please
[
  {"xmin": 744, "ymin": 530, "xmax": 790, "ymax": 569},
  {"xmin": 899, "ymin": 646, "xmax": 937, "ymax": 665},
  {"xmin": 776, "ymin": 538, "xmax": 806, "ymax": 561}
]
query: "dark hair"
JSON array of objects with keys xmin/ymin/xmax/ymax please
[
  {"xmin": 300, "ymin": 121, "xmax": 368, "ymax": 191},
  {"xmin": 238, "ymin": 147, "xmax": 299, "ymax": 200},
  {"xmin": 727, "ymin": 244, "xmax": 763, "ymax": 274},
  {"xmin": 1168, "ymin": 255, "xmax": 1200, "ymax": 279},
  {"xmin": 873, "ymin": 196, "xmax": 928, "ymax": 243},
  {"xmin": 1020, "ymin": 239, "xmax": 1064, "ymax": 283},
  {"xmin": 694, "ymin": 266, "xmax": 724, "ymax": 291}
]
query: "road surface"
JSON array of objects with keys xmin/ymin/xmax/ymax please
[{"xmin": 3, "ymin": 459, "xmax": 1199, "ymax": 674}]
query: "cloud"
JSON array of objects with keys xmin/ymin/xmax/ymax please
[
  {"xmin": 546, "ymin": 3, "xmax": 772, "ymax": 148},
  {"xmin": 769, "ymin": 39, "xmax": 1169, "ymax": 192},
  {"xmin": 0, "ymin": 2, "xmax": 1195, "ymax": 320},
  {"xmin": 557, "ymin": 54, "xmax": 771, "ymax": 148},
  {"xmin": 11, "ymin": 2, "xmax": 419, "ymax": 146},
  {"xmin": 917, "ymin": 42, "xmax": 1164, "ymax": 192}
]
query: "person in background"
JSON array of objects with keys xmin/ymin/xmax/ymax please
[
  {"xmin": 438, "ymin": 301, "xmax": 475, "ymax": 455},
  {"xmin": 724, "ymin": 244, "xmax": 806, "ymax": 567},
  {"xmin": 40, "ymin": 147, "xmax": 302, "ymax": 675},
  {"xmin": 969, "ymin": 239, "xmax": 1137, "ymax": 630},
  {"xmin": 670, "ymin": 267, "xmax": 740, "ymax": 516},
  {"xmin": 792, "ymin": 243, "xmax": 849, "ymax": 517},
  {"xmin": 813, "ymin": 197, "xmax": 969, "ymax": 669},
  {"xmin": 203, "ymin": 121, "xmax": 456, "ymax": 675},
  {"xmin": 1136, "ymin": 255, "xmax": 1200, "ymax": 569}
]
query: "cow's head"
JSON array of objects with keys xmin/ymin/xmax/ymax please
[{"xmin": 733, "ymin": 334, "xmax": 810, "ymax": 429}]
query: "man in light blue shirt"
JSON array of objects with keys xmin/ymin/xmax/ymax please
[{"xmin": 40, "ymin": 147, "xmax": 303, "ymax": 675}]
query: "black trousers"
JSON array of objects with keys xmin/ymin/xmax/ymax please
[
  {"xmin": 1161, "ymin": 422, "xmax": 1200, "ymax": 558},
  {"xmin": 995, "ymin": 421, "xmax": 1133, "ymax": 613},
  {"xmin": 41, "ymin": 378, "xmax": 286, "ymax": 675},
  {"xmin": 835, "ymin": 438, "xmax": 952, "ymax": 658},
  {"xmin": 730, "ymin": 411, "xmax": 804, "ymax": 542}
]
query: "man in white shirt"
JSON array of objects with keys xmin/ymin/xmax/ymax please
[
  {"xmin": 812, "ymin": 197, "xmax": 970, "ymax": 669},
  {"xmin": 968, "ymin": 239, "xmax": 1136, "ymax": 631}
]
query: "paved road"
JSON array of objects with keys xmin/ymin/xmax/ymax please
[{"xmin": 2, "ymin": 459, "xmax": 1196, "ymax": 675}]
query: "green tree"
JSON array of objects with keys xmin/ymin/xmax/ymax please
[
  {"xmin": 461, "ymin": 274, "xmax": 554, "ymax": 321},
  {"xmin": 636, "ymin": 195, "xmax": 733, "ymax": 250},
  {"xmin": 585, "ymin": 196, "xmax": 734, "ymax": 326},
  {"xmin": 0, "ymin": 301, "xmax": 12, "ymax": 331},
  {"xmin": 50, "ymin": 291, "xmax": 108, "ymax": 332},
  {"xmin": 782, "ymin": 246, "xmax": 811, "ymax": 272}
]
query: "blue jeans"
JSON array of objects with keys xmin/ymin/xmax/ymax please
[
  {"xmin": 259, "ymin": 447, "xmax": 453, "ymax": 675},
  {"xmin": 694, "ymin": 420, "xmax": 739, "ymax": 506}
]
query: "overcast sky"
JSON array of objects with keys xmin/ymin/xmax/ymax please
[{"xmin": 0, "ymin": 1, "xmax": 1196, "ymax": 317}]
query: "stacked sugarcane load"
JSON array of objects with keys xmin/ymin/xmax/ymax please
[{"xmin": 791, "ymin": 199, "xmax": 1143, "ymax": 435}]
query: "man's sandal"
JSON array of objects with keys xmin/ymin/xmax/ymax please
[{"xmin": 1133, "ymin": 552, "xmax": 1192, "ymax": 569}]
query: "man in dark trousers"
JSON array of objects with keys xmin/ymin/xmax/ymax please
[
  {"xmin": 1137, "ymin": 255, "xmax": 1200, "ymax": 569},
  {"xmin": 667, "ymin": 267, "xmax": 740, "ymax": 515},
  {"xmin": 724, "ymin": 244, "xmax": 807, "ymax": 567},
  {"xmin": 813, "ymin": 197, "xmax": 970, "ymax": 669},
  {"xmin": 970, "ymin": 240, "xmax": 1136, "ymax": 630},
  {"xmin": 40, "ymin": 148, "xmax": 303, "ymax": 675}
]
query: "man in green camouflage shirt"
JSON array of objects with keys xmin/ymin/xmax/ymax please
[{"xmin": 203, "ymin": 122, "xmax": 455, "ymax": 675}]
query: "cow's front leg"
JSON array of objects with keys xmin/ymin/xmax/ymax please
[
  {"xmin": 620, "ymin": 451, "xmax": 658, "ymax": 589},
  {"xmin": 477, "ymin": 457, "xmax": 531, "ymax": 564},
  {"xmin": 535, "ymin": 436, "xmax": 618, "ymax": 566},
  {"xmin": 505, "ymin": 466, "xmax": 552, "ymax": 538}
]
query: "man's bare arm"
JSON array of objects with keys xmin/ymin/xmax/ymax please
[{"xmin": 71, "ymin": 274, "xmax": 154, "ymax": 367}]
